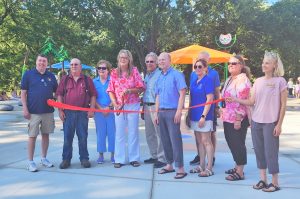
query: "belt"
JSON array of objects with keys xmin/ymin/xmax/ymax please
[
  {"xmin": 144, "ymin": 102, "xmax": 155, "ymax": 106},
  {"xmin": 159, "ymin": 108, "xmax": 177, "ymax": 110}
]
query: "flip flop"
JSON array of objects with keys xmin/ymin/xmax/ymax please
[
  {"xmin": 158, "ymin": 168, "xmax": 175, "ymax": 174},
  {"xmin": 174, "ymin": 172, "xmax": 187, "ymax": 179}
]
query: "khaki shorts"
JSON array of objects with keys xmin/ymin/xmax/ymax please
[{"xmin": 28, "ymin": 113, "xmax": 55, "ymax": 137}]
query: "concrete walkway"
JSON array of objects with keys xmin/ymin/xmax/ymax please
[{"xmin": 0, "ymin": 98, "xmax": 299, "ymax": 199}]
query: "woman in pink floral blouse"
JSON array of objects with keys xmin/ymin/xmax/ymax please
[
  {"xmin": 221, "ymin": 55, "xmax": 251, "ymax": 181},
  {"xmin": 107, "ymin": 49, "xmax": 145, "ymax": 168}
]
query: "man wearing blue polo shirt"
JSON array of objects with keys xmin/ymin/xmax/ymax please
[
  {"xmin": 155, "ymin": 52, "xmax": 187, "ymax": 179},
  {"xmin": 189, "ymin": 51, "xmax": 221, "ymax": 166},
  {"xmin": 21, "ymin": 54, "xmax": 58, "ymax": 172}
]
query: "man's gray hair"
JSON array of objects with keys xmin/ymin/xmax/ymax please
[{"xmin": 145, "ymin": 52, "xmax": 158, "ymax": 64}]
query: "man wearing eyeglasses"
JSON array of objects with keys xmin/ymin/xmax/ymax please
[
  {"xmin": 142, "ymin": 52, "xmax": 166, "ymax": 168},
  {"xmin": 189, "ymin": 51, "xmax": 221, "ymax": 166},
  {"xmin": 21, "ymin": 54, "xmax": 58, "ymax": 172},
  {"xmin": 56, "ymin": 58, "xmax": 96, "ymax": 169},
  {"xmin": 155, "ymin": 52, "xmax": 187, "ymax": 179}
]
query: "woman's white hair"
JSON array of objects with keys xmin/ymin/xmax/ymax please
[{"xmin": 264, "ymin": 51, "xmax": 284, "ymax": 77}]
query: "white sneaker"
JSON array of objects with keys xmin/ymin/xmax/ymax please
[
  {"xmin": 41, "ymin": 158, "xmax": 54, "ymax": 168},
  {"xmin": 27, "ymin": 162, "xmax": 38, "ymax": 172}
]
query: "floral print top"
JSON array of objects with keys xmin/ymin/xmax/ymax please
[
  {"xmin": 107, "ymin": 66, "xmax": 145, "ymax": 105},
  {"xmin": 221, "ymin": 73, "xmax": 251, "ymax": 123}
]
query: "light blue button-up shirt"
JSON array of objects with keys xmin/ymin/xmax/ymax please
[
  {"xmin": 155, "ymin": 67, "xmax": 187, "ymax": 109},
  {"xmin": 143, "ymin": 67, "xmax": 161, "ymax": 103},
  {"xmin": 93, "ymin": 76, "xmax": 111, "ymax": 107}
]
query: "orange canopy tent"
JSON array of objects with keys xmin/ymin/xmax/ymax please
[{"xmin": 170, "ymin": 44, "xmax": 232, "ymax": 64}]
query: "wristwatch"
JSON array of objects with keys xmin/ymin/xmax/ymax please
[{"xmin": 201, "ymin": 115, "xmax": 206, "ymax": 119}]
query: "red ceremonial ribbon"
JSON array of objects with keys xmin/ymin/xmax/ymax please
[{"xmin": 47, "ymin": 98, "xmax": 224, "ymax": 114}]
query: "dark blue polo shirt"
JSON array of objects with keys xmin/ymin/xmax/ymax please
[
  {"xmin": 190, "ymin": 75, "xmax": 214, "ymax": 121},
  {"xmin": 21, "ymin": 68, "xmax": 58, "ymax": 114}
]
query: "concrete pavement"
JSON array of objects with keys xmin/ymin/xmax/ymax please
[{"xmin": 0, "ymin": 98, "xmax": 299, "ymax": 199}]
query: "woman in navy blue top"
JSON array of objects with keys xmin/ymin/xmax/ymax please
[
  {"xmin": 189, "ymin": 59, "xmax": 214, "ymax": 177},
  {"xmin": 93, "ymin": 60, "xmax": 116, "ymax": 164}
]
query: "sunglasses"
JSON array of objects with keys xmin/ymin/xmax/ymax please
[
  {"xmin": 228, "ymin": 62, "xmax": 240, "ymax": 66},
  {"xmin": 70, "ymin": 63, "xmax": 79, "ymax": 66},
  {"xmin": 145, "ymin": 60, "xmax": 155, "ymax": 64},
  {"xmin": 97, "ymin": 67, "xmax": 107, "ymax": 70},
  {"xmin": 193, "ymin": 65, "xmax": 205, "ymax": 70}
]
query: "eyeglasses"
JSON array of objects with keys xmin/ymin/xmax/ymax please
[
  {"xmin": 70, "ymin": 63, "xmax": 79, "ymax": 66},
  {"xmin": 228, "ymin": 62, "xmax": 240, "ymax": 66},
  {"xmin": 145, "ymin": 60, "xmax": 155, "ymax": 64},
  {"xmin": 97, "ymin": 67, "xmax": 107, "ymax": 70},
  {"xmin": 119, "ymin": 56, "xmax": 128, "ymax": 60},
  {"xmin": 193, "ymin": 65, "xmax": 205, "ymax": 70}
]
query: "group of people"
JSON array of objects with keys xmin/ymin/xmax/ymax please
[
  {"xmin": 21, "ymin": 49, "xmax": 287, "ymax": 192},
  {"xmin": 288, "ymin": 77, "xmax": 300, "ymax": 98}
]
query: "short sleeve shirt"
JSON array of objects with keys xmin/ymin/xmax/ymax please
[
  {"xmin": 252, "ymin": 77, "xmax": 287, "ymax": 123},
  {"xmin": 155, "ymin": 67, "xmax": 187, "ymax": 109},
  {"xmin": 221, "ymin": 73, "xmax": 251, "ymax": 123},
  {"xmin": 56, "ymin": 74, "xmax": 97, "ymax": 107},
  {"xmin": 143, "ymin": 68, "xmax": 161, "ymax": 103},
  {"xmin": 190, "ymin": 75, "xmax": 214, "ymax": 121},
  {"xmin": 93, "ymin": 76, "xmax": 111, "ymax": 107},
  {"xmin": 107, "ymin": 67, "xmax": 145, "ymax": 105},
  {"xmin": 21, "ymin": 68, "xmax": 58, "ymax": 114}
]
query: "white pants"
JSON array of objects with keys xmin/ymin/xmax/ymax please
[{"xmin": 114, "ymin": 103, "xmax": 140, "ymax": 164}]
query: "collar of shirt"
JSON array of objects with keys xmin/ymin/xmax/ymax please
[
  {"xmin": 95, "ymin": 75, "xmax": 110, "ymax": 84},
  {"xmin": 34, "ymin": 68, "xmax": 48, "ymax": 76},
  {"xmin": 161, "ymin": 66, "xmax": 172, "ymax": 75}
]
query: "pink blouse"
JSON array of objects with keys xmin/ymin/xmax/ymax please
[
  {"xmin": 221, "ymin": 73, "xmax": 251, "ymax": 123},
  {"xmin": 107, "ymin": 66, "xmax": 145, "ymax": 105}
]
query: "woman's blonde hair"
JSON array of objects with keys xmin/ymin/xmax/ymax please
[
  {"xmin": 264, "ymin": 51, "xmax": 284, "ymax": 77},
  {"xmin": 117, "ymin": 49, "xmax": 134, "ymax": 77},
  {"xmin": 231, "ymin": 55, "xmax": 251, "ymax": 79},
  {"xmin": 97, "ymin": 60, "xmax": 112, "ymax": 74}
]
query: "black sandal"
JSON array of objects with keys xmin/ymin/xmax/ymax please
[
  {"xmin": 225, "ymin": 172, "xmax": 245, "ymax": 181},
  {"xmin": 225, "ymin": 168, "xmax": 236, "ymax": 174},
  {"xmin": 262, "ymin": 183, "xmax": 280, "ymax": 192},
  {"xmin": 130, "ymin": 161, "xmax": 140, "ymax": 167},
  {"xmin": 253, "ymin": 180, "xmax": 267, "ymax": 190}
]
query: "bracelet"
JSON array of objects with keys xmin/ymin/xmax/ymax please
[{"xmin": 235, "ymin": 120, "xmax": 241, "ymax": 122}]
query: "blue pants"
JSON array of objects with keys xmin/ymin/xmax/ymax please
[
  {"xmin": 94, "ymin": 112, "xmax": 115, "ymax": 153},
  {"xmin": 62, "ymin": 110, "xmax": 89, "ymax": 161}
]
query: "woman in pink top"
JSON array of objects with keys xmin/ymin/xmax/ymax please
[
  {"xmin": 107, "ymin": 49, "xmax": 145, "ymax": 168},
  {"xmin": 228, "ymin": 51, "xmax": 287, "ymax": 192},
  {"xmin": 221, "ymin": 55, "xmax": 251, "ymax": 181}
]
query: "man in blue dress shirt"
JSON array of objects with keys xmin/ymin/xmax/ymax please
[{"xmin": 155, "ymin": 52, "xmax": 187, "ymax": 179}]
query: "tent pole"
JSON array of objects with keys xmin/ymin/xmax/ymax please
[{"xmin": 224, "ymin": 63, "xmax": 228, "ymax": 80}]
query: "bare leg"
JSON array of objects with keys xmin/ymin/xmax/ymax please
[
  {"xmin": 28, "ymin": 137, "xmax": 37, "ymax": 160},
  {"xmin": 201, "ymin": 132, "xmax": 213, "ymax": 170},
  {"xmin": 259, "ymin": 169, "xmax": 268, "ymax": 183},
  {"xmin": 211, "ymin": 131, "xmax": 216, "ymax": 156},
  {"xmin": 99, "ymin": 152, "xmax": 104, "ymax": 158},
  {"xmin": 272, "ymin": 173, "xmax": 279, "ymax": 186},
  {"xmin": 195, "ymin": 132, "xmax": 205, "ymax": 170},
  {"xmin": 41, "ymin": 134, "xmax": 49, "ymax": 158}
]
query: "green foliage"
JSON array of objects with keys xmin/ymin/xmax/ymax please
[{"xmin": 0, "ymin": 0, "xmax": 299, "ymax": 90}]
